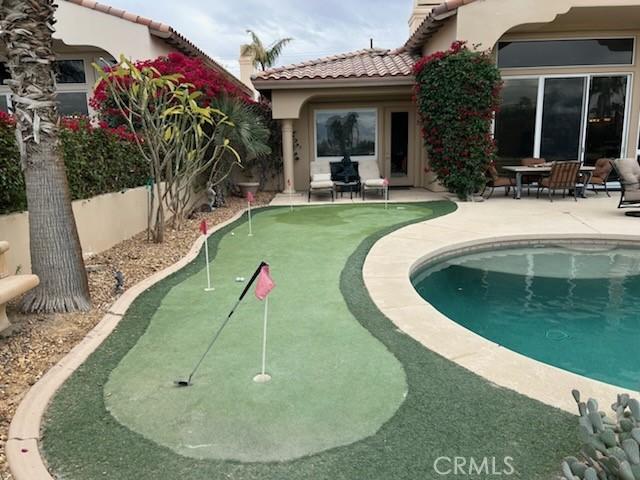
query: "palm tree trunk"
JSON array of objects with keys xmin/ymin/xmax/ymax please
[{"xmin": 1, "ymin": 0, "xmax": 91, "ymax": 312}]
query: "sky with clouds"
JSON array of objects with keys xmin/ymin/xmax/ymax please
[{"xmin": 100, "ymin": 0, "xmax": 414, "ymax": 76}]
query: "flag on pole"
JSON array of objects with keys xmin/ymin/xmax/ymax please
[
  {"xmin": 247, "ymin": 191, "xmax": 255, "ymax": 204},
  {"xmin": 255, "ymin": 264, "xmax": 275, "ymax": 300},
  {"xmin": 383, "ymin": 178, "xmax": 390, "ymax": 209},
  {"xmin": 247, "ymin": 191, "xmax": 254, "ymax": 236},
  {"xmin": 200, "ymin": 219, "xmax": 214, "ymax": 291},
  {"xmin": 253, "ymin": 263, "xmax": 275, "ymax": 383}
]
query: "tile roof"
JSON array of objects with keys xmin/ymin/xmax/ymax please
[
  {"xmin": 253, "ymin": 48, "xmax": 417, "ymax": 83},
  {"xmin": 61, "ymin": 0, "xmax": 250, "ymax": 95},
  {"xmin": 405, "ymin": 0, "xmax": 479, "ymax": 53}
]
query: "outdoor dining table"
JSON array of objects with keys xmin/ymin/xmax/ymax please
[{"xmin": 502, "ymin": 165, "xmax": 596, "ymax": 200}]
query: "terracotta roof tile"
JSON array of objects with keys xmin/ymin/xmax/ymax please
[
  {"xmin": 61, "ymin": 0, "xmax": 250, "ymax": 95},
  {"xmin": 254, "ymin": 48, "xmax": 417, "ymax": 82}
]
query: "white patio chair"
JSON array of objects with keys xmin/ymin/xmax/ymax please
[
  {"xmin": 359, "ymin": 159, "xmax": 388, "ymax": 201},
  {"xmin": 308, "ymin": 159, "xmax": 335, "ymax": 202}
]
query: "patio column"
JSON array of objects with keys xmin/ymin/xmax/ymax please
[{"xmin": 282, "ymin": 119, "xmax": 295, "ymax": 193}]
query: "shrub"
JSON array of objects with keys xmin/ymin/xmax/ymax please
[
  {"xmin": 0, "ymin": 115, "xmax": 146, "ymax": 215},
  {"xmin": 562, "ymin": 390, "xmax": 640, "ymax": 479},
  {"xmin": 413, "ymin": 41, "xmax": 502, "ymax": 200}
]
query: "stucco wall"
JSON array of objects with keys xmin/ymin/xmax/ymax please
[{"xmin": 0, "ymin": 186, "xmax": 157, "ymax": 275}]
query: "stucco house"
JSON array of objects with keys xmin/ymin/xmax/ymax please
[
  {"xmin": 251, "ymin": 0, "xmax": 640, "ymax": 193},
  {"xmin": 0, "ymin": 0, "xmax": 249, "ymax": 117}
]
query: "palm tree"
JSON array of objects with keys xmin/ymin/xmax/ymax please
[
  {"xmin": 241, "ymin": 30, "xmax": 292, "ymax": 71},
  {"xmin": 0, "ymin": 0, "xmax": 91, "ymax": 312}
]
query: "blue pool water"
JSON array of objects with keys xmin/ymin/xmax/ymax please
[{"xmin": 412, "ymin": 245, "xmax": 640, "ymax": 390}]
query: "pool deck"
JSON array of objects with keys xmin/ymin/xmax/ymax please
[{"xmin": 363, "ymin": 193, "xmax": 640, "ymax": 413}]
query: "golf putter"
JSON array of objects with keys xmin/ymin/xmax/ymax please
[{"xmin": 174, "ymin": 262, "xmax": 268, "ymax": 387}]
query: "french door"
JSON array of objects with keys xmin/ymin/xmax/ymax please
[{"xmin": 496, "ymin": 74, "xmax": 631, "ymax": 166}]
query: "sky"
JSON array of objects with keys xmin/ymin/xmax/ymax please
[{"xmin": 100, "ymin": 0, "xmax": 414, "ymax": 76}]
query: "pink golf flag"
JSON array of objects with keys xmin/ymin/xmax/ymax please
[
  {"xmin": 247, "ymin": 191, "xmax": 255, "ymax": 204},
  {"xmin": 383, "ymin": 178, "xmax": 390, "ymax": 187},
  {"xmin": 199, "ymin": 219, "xmax": 207, "ymax": 235},
  {"xmin": 255, "ymin": 264, "xmax": 275, "ymax": 301}
]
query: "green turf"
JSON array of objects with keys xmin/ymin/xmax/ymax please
[
  {"xmin": 104, "ymin": 205, "xmax": 422, "ymax": 462},
  {"xmin": 42, "ymin": 202, "xmax": 579, "ymax": 480}
]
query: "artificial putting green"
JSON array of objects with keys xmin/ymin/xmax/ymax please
[
  {"xmin": 42, "ymin": 202, "xmax": 579, "ymax": 480},
  {"xmin": 104, "ymin": 205, "xmax": 421, "ymax": 462}
]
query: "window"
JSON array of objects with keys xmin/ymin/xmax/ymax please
[
  {"xmin": 0, "ymin": 95, "xmax": 8, "ymax": 113},
  {"xmin": 57, "ymin": 92, "xmax": 89, "ymax": 116},
  {"xmin": 498, "ymin": 39, "xmax": 634, "ymax": 69},
  {"xmin": 495, "ymin": 78, "xmax": 539, "ymax": 166},
  {"xmin": 54, "ymin": 60, "xmax": 86, "ymax": 84},
  {"xmin": 315, "ymin": 109, "xmax": 377, "ymax": 158}
]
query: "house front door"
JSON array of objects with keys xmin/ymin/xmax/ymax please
[{"xmin": 384, "ymin": 108, "xmax": 415, "ymax": 186}]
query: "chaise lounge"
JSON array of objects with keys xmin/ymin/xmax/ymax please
[{"xmin": 613, "ymin": 158, "xmax": 640, "ymax": 209}]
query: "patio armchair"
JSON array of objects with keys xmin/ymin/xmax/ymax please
[
  {"xmin": 359, "ymin": 159, "xmax": 388, "ymax": 201},
  {"xmin": 483, "ymin": 164, "xmax": 515, "ymax": 199},
  {"xmin": 536, "ymin": 161, "xmax": 581, "ymax": 202},
  {"xmin": 586, "ymin": 158, "xmax": 614, "ymax": 197},
  {"xmin": 308, "ymin": 159, "xmax": 335, "ymax": 202},
  {"xmin": 521, "ymin": 157, "xmax": 546, "ymax": 196},
  {"xmin": 613, "ymin": 158, "xmax": 640, "ymax": 209}
]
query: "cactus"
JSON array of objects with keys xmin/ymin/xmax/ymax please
[{"xmin": 562, "ymin": 390, "xmax": 640, "ymax": 479}]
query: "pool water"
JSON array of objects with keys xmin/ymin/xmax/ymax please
[{"xmin": 412, "ymin": 245, "xmax": 640, "ymax": 390}]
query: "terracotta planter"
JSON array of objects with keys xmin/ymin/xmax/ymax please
[{"xmin": 237, "ymin": 182, "xmax": 260, "ymax": 197}]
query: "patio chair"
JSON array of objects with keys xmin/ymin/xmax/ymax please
[
  {"xmin": 613, "ymin": 158, "xmax": 640, "ymax": 209},
  {"xmin": 359, "ymin": 159, "xmax": 388, "ymax": 201},
  {"xmin": 586, "ymin": 158, "xmax": 614, "ymax": 197},
  {"xmin": 483, "ymin": 164, "xmax": 515, "ymax": 199},
  {"xmin": 521, "ymin": 157, "xmax": 546, "ymax": 196},
  {"xmin": 308, "ymin": 159, "xmax": 335, "ymax": 202},
  {"xmin": 536, "ymin": 161, "xmax": 581, "ymax": 202}
]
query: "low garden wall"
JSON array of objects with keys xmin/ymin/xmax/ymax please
[{"xmin": 0, "ymin": 186, "xmax": 157, "ymax": 274}]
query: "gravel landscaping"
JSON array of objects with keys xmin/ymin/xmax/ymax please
[{"xmin": 0, "ymin": 193, "xmax": 274, "ymax": 480}]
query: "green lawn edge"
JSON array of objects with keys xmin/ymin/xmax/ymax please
[{"xmin": 42, "ymin": 202, "xmax": 579, "ymax": 480}]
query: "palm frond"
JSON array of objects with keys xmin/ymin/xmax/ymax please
[{"xmin": 264, "ymin": 37, "xmax": 293, "ymax": 68}]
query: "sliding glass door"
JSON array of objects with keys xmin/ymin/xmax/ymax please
[
  {"xmin": 496, "ymin": 74, "xmax": 630, "ymax": 166},
  {"xmin": 540, "ymin": 77, "xmax": 587, "ymax": 161}
]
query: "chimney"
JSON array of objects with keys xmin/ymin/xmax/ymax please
[
  {"xmin": 239, "ymin": 45, "xmax": 258, "ymax": 99},
  {"xmin": 409, "ymin": 0, "xmax": 441, "ymax": 34}
]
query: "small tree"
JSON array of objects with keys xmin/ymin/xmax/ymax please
[
  {"xmin": 94, "ymin": 57, "xmax": 240, "ymax": 241},
  {"xmin": 414, "ymin": 41, "xmax": 502, "ymax": 200}
]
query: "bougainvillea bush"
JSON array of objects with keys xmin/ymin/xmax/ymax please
[
  {"xmin": 414, "ymin": 41, "xmax": 502, "ymax": 200},
  {"xmin": 0, "ymin": 114, "xmax": 146, "ymax": 214},
  {"xmin": 91, "ymin": 52, "xmax": 251, "ymax": 127}
]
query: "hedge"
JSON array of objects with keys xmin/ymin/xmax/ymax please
[{"xmin": 0, "ymin": 115, "xmax": 147, "ymax": 215}]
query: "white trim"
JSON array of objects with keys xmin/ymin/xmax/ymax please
[
  {"xmin": 497, "ymin": 36, "xmax": 637, "ymax": 70},
  {"xmin": 313, "ymin": 108, "xmax": 379, "ymax": 161}
]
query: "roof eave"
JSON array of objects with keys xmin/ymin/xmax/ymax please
[{"xmin": 252, "ymin": 75, "xmax": 415, "ymax": 91}]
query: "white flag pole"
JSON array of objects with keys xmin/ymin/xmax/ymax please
[
  {"xmin": 253, "ymin": 296, "xmax": 271, "ymax": 383},
  {"xmin": 248, "ymin": 201, "xmax": 253, "ymax": 237},
  {"xmin": 204, "ymin": 238, "xmax": 214, "ymax": 292}
]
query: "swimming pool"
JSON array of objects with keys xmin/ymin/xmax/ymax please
[{"xmin": 412, "ymin": 244, "xmax": 640, "ymax": 390}]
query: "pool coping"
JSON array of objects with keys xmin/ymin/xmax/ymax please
[
  {"xmin": 364, "ymin": 226, "xmax": 640, "ymax": 414},
  {"xmin": 5, "ymin": 207, "xmax": 254, "ymax": 480}
]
